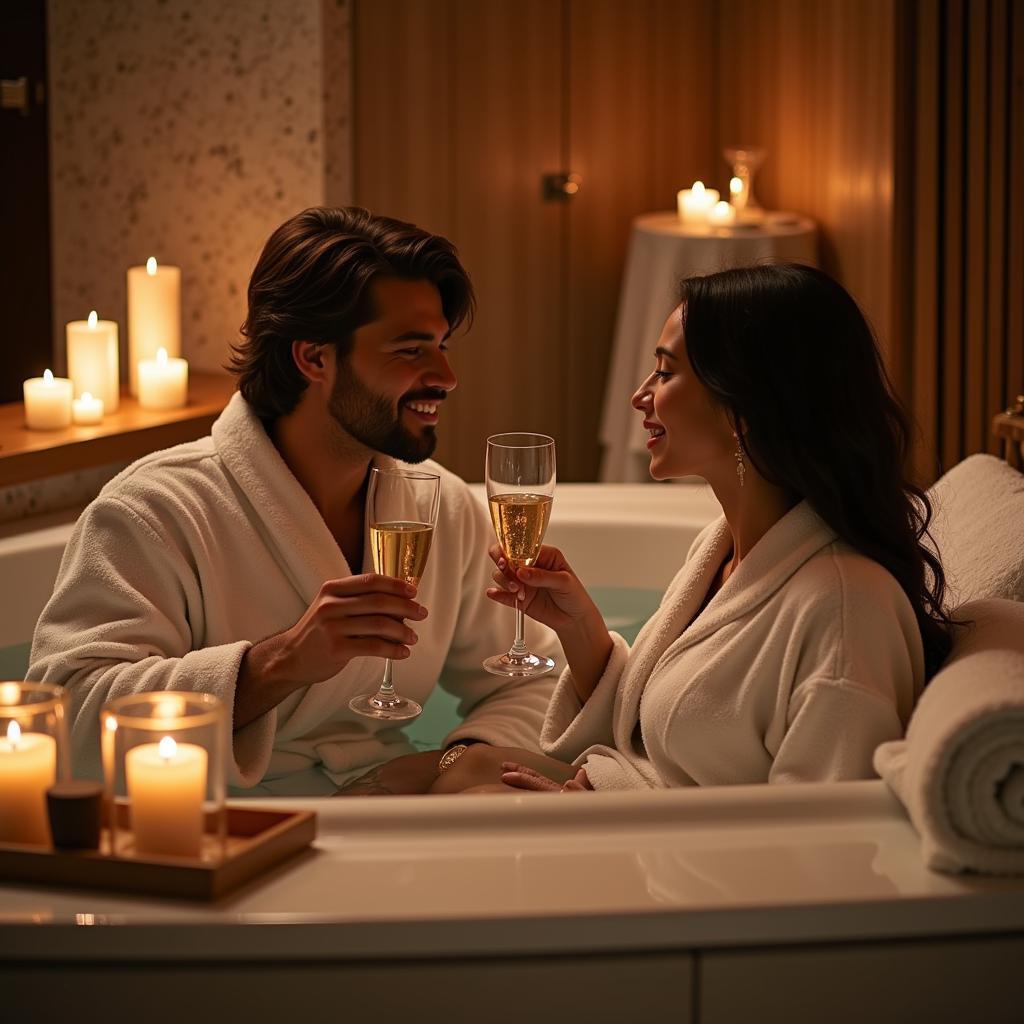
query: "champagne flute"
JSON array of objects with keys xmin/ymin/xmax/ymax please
[
  {"xmin": 349, "ymin": 467, "xmax": 440, "ymax": 721},
  {"xmin": 483, "ymin": 433, "xmax": 556, "ymax": 678}
]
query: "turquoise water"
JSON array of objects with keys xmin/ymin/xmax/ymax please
[{"xmin": 0, "ymin": 586, "xmax": 662, "ymax": 752}]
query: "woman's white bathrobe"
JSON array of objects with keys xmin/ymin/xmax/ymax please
[
  {"xmin": 28, "ymin": 393, "xmax": 557, "ymax": 791},
  {"xmin": 541, "ymin": 502, "xmax": 925, "ymax": 789}
]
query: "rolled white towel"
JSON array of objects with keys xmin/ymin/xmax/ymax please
[{"xmin": 874, "ymin": 598, "xmax": 1024, "ymax": 875}]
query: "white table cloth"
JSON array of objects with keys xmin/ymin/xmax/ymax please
[{"xmin": 600, "ymin": 211, "xmax": 817, "ymax": 482}]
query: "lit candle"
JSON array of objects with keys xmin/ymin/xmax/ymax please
[
  {"xmin": 23, "ymin": 369, "xmax": 73, "ymax": 430},
  {"xmin": 66, "ymin": 310, "xmax": 120, "ymax": 412},
  {"xmin": 729, "ymin": 175, "xmax": 745, "ymax": 206},
  {"xmin": 137, "ymin": 347, "xmax": 189, "ymax": 410},
  {"xmin": 676, "ymin": 181, "xmax": 720, "ymax": 225},
  {"xmin": 125, "ymin": 735, "xmax": 207, "ymax": 857},
  {"xmin": 708, "ymin": 200, "xmax": 736, "ymax": 226},
  {"xmin": 127, "ymin": 257, "xmax": 181, "ymax": 396},
  {"xmin": 0, "ymin": 720, "xmax": 57, "ymax": 846},
  {"xmin": 72, "ymin": 391, "xmax": 104, "ymax": 425}
]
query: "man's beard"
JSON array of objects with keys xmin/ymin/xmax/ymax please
[{"xmin": 328, "ymin": 357, "xmax": 440, "ymax": 463}]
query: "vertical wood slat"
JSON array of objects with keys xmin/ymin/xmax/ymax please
[
  {"xmin": 963, "ymin": 0, "xmax": 989, "ymax": 455},
  {"xmin": 1007, "ymin": 0, "xmax": 1024, "ymax": 409},
  {"xmin": 985, "ymin": 0, "xmax": 1009, "ymax": 454},
  {"xmin": 940, "ymin": 0, "xmax": 966, "ymax": 470},
  {"xmin": 910, "ymin": 0, "xmax": 942, "ymax": 480}
]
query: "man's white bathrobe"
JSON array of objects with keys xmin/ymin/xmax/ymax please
[
  {"xmin": 29, "ymin": 393, "xmax": 557, "ymax": 791},
  {"xmin": 541, "ymin": 502, "xmax": 925, "ymax": 789}
]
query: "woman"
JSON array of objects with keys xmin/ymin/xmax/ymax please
[{"xmin": 431, "ymin": 263, "xmax": 954, "ymax": 795}]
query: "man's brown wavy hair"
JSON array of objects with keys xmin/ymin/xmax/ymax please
[{"xmin": 229, "ymin": 206, "xmax": 474, "ymax": 420}]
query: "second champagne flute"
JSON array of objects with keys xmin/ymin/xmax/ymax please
[
  {"xmin": 483, "ymin": 433, "xmax": 556, "ymax": 678},
  {"xmin": 349, "ymin": 467, "xmax": 440, "ymax": 721}
]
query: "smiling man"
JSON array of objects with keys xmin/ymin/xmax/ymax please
[{"xmin": 29, "ymin": 207, "xmax": 558, "ymax": 795}]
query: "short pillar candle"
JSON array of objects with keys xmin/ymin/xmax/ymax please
[
  {"xmin": 138, "ymin": 347, "xmax": 188, "ymax": 410},
  {"xmin": 23, "ymin": 370, "xmax": 73, "ymax": 430}
]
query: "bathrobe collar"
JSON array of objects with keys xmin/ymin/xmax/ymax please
[{"xmin": 211, "ymin": 392, "xmax": 399, "ymax": 605}]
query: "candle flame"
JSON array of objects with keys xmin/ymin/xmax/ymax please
[
  {"xmin": 692, "ymin": 181, "xmax": 706, "ymax": 195},
  {"xmin": 88, "ymin": 310, "xmax": 98, "ymax": 329},
  {"xmin": 81, "ymin": 391, "xmax": 94, "ymax": 403},
  {"xmin": 146, "ymin": 257, "xmax": 158, "ymax": 276},
  {"xmin": 158, "ymin": 735, "xmax": 177, "ymax": 760},
  {"xmin": 6, "ymin": 720, "xmax": 21, "ymax": 745},
  {"xmin": 43, "ymin": 369, "xmax": 54, "ymax": 385},
  {"xmin": 0, "ymin": 682, "xmax": 20, "ymax": 706},
  {"xmin": 104, "ymin": 714, "xmax": 118, "ymax": 733},
  {"xmin": 730, "ymin": 176, "xmax": 743, "ymax": 195},
  {"xmin": 156, "ymin": 347, "xmax": 168, "ymax": 366}
]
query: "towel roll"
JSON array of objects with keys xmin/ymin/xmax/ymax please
[{"xmin": 874, "ymin": 598, "xmax": 1024, "ymax": 875}]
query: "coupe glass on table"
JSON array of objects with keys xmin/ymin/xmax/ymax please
[
  {"xmin": 349, "ymin": 467, "xmax": 440, "ymax": 721},
  {"xmin": 483, "ymin": 433, "xmax": 556, "ymax": 678}
]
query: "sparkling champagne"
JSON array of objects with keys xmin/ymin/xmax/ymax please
[
  {"xmin": 370, "ymin": 521, "xmax": 434, "ymax": 586},
  {"xmin": 488, "ymin": 493, "xmax": 553, "ymax": 569}
]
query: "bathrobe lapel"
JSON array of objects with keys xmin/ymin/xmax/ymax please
[{"xmin": 610, "ymin": 502, "xmax": 838, "ymax": 756}]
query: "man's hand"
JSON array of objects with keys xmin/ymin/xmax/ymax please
[
  {"xmin": 234, "ymin": 574, "xmax": 427, "ymax": 729},
  {"xmin": 335, "ymin": 750, "xmax": 445, "ymax": 796}
]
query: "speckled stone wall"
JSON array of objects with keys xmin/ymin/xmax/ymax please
[{"xmin": 0, "ymin": 0, "xmax": 351, "ymax": 526}]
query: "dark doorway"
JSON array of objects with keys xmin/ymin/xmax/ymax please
[{"xmin": 1, "ymin": 1, "xmax": 52, "ymax": 402}]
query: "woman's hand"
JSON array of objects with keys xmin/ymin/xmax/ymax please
[
  {"xmin": 500, "ymin": 761, "xmax": 593, "ymax": 792},
  {"xmin": 486, "ymin": 543, "xmax": 600, "ymax": 633}
]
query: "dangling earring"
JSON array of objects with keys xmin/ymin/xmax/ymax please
[{"xmin": 733, "ymin": 432, "xmax": 746, "ymax": 487}]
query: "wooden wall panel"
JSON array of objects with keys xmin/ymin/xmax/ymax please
[
  {"xmin": 716, "ymin": 0, "xmax": 896, "ymax": 362},
  {"xmin": 566, "ymin": 0, "xmax": 717, "ymax": 479}
]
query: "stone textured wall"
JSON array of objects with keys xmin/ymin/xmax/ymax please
[{"xmin": 0, "ymin": 0, "xmax": 351, "ymax": 525}]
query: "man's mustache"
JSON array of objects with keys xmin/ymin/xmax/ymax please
[{"xmin": 402, "ymin": 389, "xmax": 448, "ymax": 404}]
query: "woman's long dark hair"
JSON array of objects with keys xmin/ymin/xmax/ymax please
[{"xmin": 680, "ymin": 263, "xmax": 954, "ymax": 679}]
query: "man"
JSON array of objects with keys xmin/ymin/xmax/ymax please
[{"xmin": 29, "ymin": 207, "xmax": 558, "ymax": 795}]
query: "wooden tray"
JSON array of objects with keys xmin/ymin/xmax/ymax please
[{"xmin": 0, "ymin": 806, "xmax": 316, "ymax": 900}]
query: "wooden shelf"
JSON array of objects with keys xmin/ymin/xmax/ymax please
[{"xmin": 0, "ymin": 372, "xmax": 237, "ymax": 488}]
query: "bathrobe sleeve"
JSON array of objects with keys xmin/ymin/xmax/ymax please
[
  {"xmin": 27, "ymin": 496, "xmax": 274, "ymax": 788},
  {"xmin": 432, "ymin": 478, "xmax": 561, "ymax": 752}
]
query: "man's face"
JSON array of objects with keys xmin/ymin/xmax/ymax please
[{"xmin": 329, "ymin": 277, "xmax": 456, "ymax": 463}]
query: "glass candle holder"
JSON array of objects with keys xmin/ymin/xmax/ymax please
[
  {"xmin": 723, "ymin": 146, "xmax": 767, "ymax": 223},
  {"xmin": 102, "ymin": 692, "xmax": 227, "ymax": 861},
  {"xmin": 0, "ymin": 681, "xmax": 69, "ymax": 846}
]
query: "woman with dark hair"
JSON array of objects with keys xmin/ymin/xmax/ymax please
[{"xmin": 433, "ymin": 263, "xmax": 955, "ymax": 794}]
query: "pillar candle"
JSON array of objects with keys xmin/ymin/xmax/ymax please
[
  {"xmin": 127, "ymin": 257, "xmax": 181, "ymax": 396},
  {"xmin": 676, "ymin": 181, "xmax": 720, "ymax": 225},
  {"xmin": 138, "ymin": 347, "xmax": 188, "ymax": 410},
  {"xmin": 23, "ymin": 370, "xmax": 73, "ymax": 430},
  {"xmin": 66, "ymin": 310, "xmax": 120, "ymax": 412},
  {"xmin": 708, "ymin": 200, "xmax": 736, "ymax": 226},
  {"xmin": 126, "ymin": 736, "xmax": 207, "ymax": 857},
  {"xmin": 0, "ymin": 721, "xmax": 57, "ymax": 845}
]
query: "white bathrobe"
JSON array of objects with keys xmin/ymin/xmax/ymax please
[
  {"xmin": 29, "ymin": 393, "xmax": 557, "ymax": 791},
  {"xmin": 541, "ymin": 502, "xmax": 925, "ymax": 789}
]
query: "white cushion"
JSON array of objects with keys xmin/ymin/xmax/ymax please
[{"xmin": 927, "ymin": 454, "xmax": 1024, "ymax": 607}]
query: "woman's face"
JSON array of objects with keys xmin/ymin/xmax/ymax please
[{"xmin": 631, "ymin": 306, "xmax": 734, "ymax": 482}]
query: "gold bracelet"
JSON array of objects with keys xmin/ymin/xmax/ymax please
[{"xmin": 437, "ymin": 744, "xmax": 468, "ymax": 773}]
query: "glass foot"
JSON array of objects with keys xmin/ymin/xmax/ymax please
[
  {"xmin": 482, "ymin": 652, "xmax": 555, "ymax": 679},
  {"xmin": 348, "ymin": 693, "xmax": 423, "ymax": 721}
]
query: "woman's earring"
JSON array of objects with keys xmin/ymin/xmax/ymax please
[{"xmin": 733, "ymin": 433, "xmax": 746, "ymax": 487}]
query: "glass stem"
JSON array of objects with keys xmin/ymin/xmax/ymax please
[
  {"xmin": 509, "ymin": 593, "xmax": 529, "ymax": 657},
  {"xmin": 374, "ymin": 658, "xmax": 395, "ymax": 702}
]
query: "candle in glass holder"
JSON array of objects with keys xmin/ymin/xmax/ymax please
[
  {"xmin": 0, "ymin": 720, "xmax": 57, "ymax": 845},
  {"xmin": 23, "ymin": 370, "xmax": 73, "ymax": 430},
  {"xmin": 128, "ymin": 257, "xmax": 181, "ymax": 396},
  {"xmin": 125, "ymin": 735, "xmax": 207, "ymax": 857},
  {"xmin": 72, "ymin": 392, "xmax": 104, "ymax": 425},
  {"xmin": 66, "ymin": 310, "xmax": 120, "ymax": 412},
  {"xmin": 138, "ymin": 347, "xmax": 188, "ymax": 410},
  {"xmin": 676, "ymin": 181, "xmax": 720, "ymax": 225}
]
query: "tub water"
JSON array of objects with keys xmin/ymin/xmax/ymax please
[{"xmin": 0, "ymin": 483, "xmax": 722, "ymax": 747}]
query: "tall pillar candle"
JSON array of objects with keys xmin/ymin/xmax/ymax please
[
  {"xmin": 126, "ymin": 736, "xmax": 207, "ymax": 857},
  {"xmin": 127, "ymin": 257, "xmax": 181, "ymax": 396},
  {"xmin": 0, "ymin": 721, "xmax": 57, "ymax": 845},
  {"xmin": 66, "ymin": 310, "xmax": 120, "ymax": 413}
]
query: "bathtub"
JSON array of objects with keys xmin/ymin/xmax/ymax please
[{"xmin": 2, "ymin": 485, "xmax": 1022, "ymax": 1020}]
